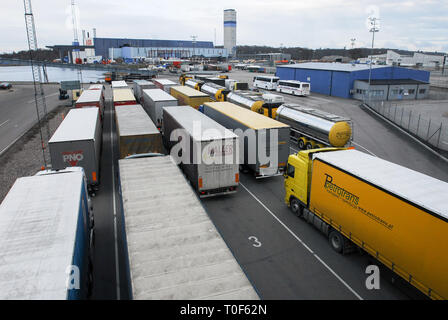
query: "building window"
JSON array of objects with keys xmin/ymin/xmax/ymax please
[
  {"xmin": 392, "ymin": 89, "xmax": 399, "ymax": 95},
  {"xmin": 408, "ymin": 89, "xmax": 415, "ymax": 94},
  {"xmin": 419, "ymin": 89, "xmax": 426, "ymax": 94}
]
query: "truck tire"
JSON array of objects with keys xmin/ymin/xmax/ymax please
[
  {"xmin": 305, "ymin": 142, "xmax": 314, "ymax": 150},
  {"xmin": 329, "ymin": 230, "xmax": 344, "ymax": 253},
  {"xmin": 298, "ymin": 139, "xmax": 306, "ymax": 149},
  {"xmin": 290, "ymin": 198, "xmax": 302, "ymax": 217}
]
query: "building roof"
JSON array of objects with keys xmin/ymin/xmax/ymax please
[
  {"xmin": 277, "ymin": 62, "xmax": 388, "ymax": 72},
  {"xmin": 357, "ymin": 79, "xmax": 429, "ymax": 85}
]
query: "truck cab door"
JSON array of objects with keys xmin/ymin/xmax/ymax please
[{"xmin": 284, "ymin": 156, "xmax": 309, "ymax": 206}]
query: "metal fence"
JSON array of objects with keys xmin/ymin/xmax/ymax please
[{"xmin": 364, "ymin": 99, "xmax": 448, "ymax": 152}]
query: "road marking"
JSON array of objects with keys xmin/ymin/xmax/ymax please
[
  {"xmin": 0, "ymin": 119, "xmax": 10, "ymax": 128},
  {"xmin": 240, "ymin": 182, "xmax": 364, "ymax": 300},
  {"xmin": 352, "ymin": 142, "xmax": 377, "ymax": 157},
  {"xmin": 110, "ymin": 102, "xmax": 121, "ymax": 300},
  {"xmin": 27, "ymin": 92, "xmax": 58, "ymax": 103},
  {"xmin": 248, "ymin": 236, "xmax": 262, "ymax": 248}
]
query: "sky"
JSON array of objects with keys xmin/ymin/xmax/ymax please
[{"xmin": 1, "ymin": 0, "xmax": 447, "ymax": 54}]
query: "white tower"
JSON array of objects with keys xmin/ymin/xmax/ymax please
[{"xmin": 223, "ymin": 9, "xmax": 236, "ymax": 57}]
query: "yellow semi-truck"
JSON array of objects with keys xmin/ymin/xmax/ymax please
[{"xmin": 284, "ymin": 148, "xmax": 448, "ymax": 300}]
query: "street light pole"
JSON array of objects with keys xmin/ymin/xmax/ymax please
[{"xmin": 367, "ymin": 17, "xmax": 379, "ymax": 102}]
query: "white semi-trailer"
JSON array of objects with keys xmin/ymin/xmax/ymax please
[{"xmin": 118, "ymin": 155, "xmax": 259, "ymax": 299}]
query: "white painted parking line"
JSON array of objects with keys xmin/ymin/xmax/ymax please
[
  {"xmin": 0, "ymin": 119, "xmax": 10, "ymax": 128},
  {"xmin": 110, "ymin": 106, "xmax": 121, "ymax": 300},
  {"xmin": 352, "ymin": 141, "xmax": 377, "ymax": 157},
  {"xmin": 27, "ymin": 92, "xmax": 58, "ymax": 103},
  {"xmin": 240, "ymin": 182, "xmax": 364, "ymax": 300}
]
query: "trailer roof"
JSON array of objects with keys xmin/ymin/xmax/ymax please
[
  {"xmin": 76, "ymin": 89, "xmax": 102, "ymax": 104},
  {"xmin": 88, "ymin": 84, "xmax": 104, "ymax": 90},
  {"xmin": 0, "ymin": 170, "xmax": 84, "ymax": 299},
  {"xmin": 115, "ymin": 104, "xmax": 159, "ymax": 136},
  {"xmin": 204, "ymin": 102, "xmax": 290, "ymax": 130},
  {"xmin": 111, "ymin": 80, "xmax": 128, "ymax": 88},
  {"xmin": 119, "ymin": 156, "xmax": 259, "ymax": 300},
  {"xmin": 164, "ymin": 106, "xmax": 238, "ymax": 141},
  {"xmin": 142, "ymin": 88, "xmax": 177, "ymax": 102},
  {"xmin": 113, "ymin": 88, "xmax": 136, "ymax": 102},
  {"xmin": 171, "ymin": 85, "xmax": 209, "ymax": 97},
  {"xmin": 133, "ymin": 80, "xmax": 153, "ymax": 85},
  {"xmin": 154, "ymin": 79, "xmax": 176, "ymax": 85},
  {"xmin": 314, "ymin": 149, "xmax": 448, "ymax": 220},
  {"xmin": 49, "ymin": 107, "xmax": 99, "ymax": 143}
]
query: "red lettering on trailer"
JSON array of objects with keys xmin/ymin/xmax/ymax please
[{"xmin": 62, "ymin": 150, "xmax": 84, "ymax": 166}]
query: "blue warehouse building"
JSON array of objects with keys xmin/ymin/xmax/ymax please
[{"xmin": 276, "ymin": 63, "xmax": 430, "ymax": 100}]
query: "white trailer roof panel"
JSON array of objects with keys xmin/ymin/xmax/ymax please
[
  {"xmin": 142, "ymin": 89, "xmax": 177, "ymax": 102},
  {"xmin": 0, "ymin": 171, "xmax": 84, "ymax": 299},
  {"xmin": 115, "ymin": 104, "xmax": 159, "ymax": 136},
  {"xmin": 119, "ymin": 156, "xmax": 258, "ymax": 300},
  {"xmin": 49, "ymin": 108, "xmax": 99, "ymax": 143},
  {"xmin": 133, "ymin": 80, "xmax": 153, "ymax": 86},
  {"xmin": 111, "ymin": 80, "xmax": 128, "ymax": 88},
  {"xmin": 314, "ymin": 149, "xmax": 448, "ymax": 219},
  {"xmin": 113, "ymin": 89, "xmax": 136, "ymax": 102},
  {"xmin": 154, "ymin": 79, "xmax": 176, "ymax": 85},
  {"xmin": 163, "ymin": 106, "xmax": 238, "ymax": 141},
  {"xmin": 76, "ymin": 89, "xmax": 102, "ymax": 104},
  {"xmin": 88, "ymin": 84, "xmax": 104, "ymax": 90}
]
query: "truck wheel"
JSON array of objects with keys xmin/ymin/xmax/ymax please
[
  {"xmin": 298, "ymin": 139, "xmax": 305, "ymax": 149},
  {"xmin": 305, "ymin": 142, "xmax": 314, "ymax": 150},
  {"xmin": 329, "ymin": 230, "xmax": 344, "ymax": 253},
  {"xmin": 290, "ymin": 198, "xmax": 302, "ymax": 217}
]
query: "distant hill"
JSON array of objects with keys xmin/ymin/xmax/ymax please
[
  {"xmin": 236, "ymin": 45, "xmax": 445, "ymax": 61},
  {"xmin": 0, "ymin": 49, "xmax": 58, "ymax": 62}
]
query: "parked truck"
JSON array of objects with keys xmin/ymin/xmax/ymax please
[
  {"xmin": 284, "ymin": 148, "xmax": 448, "ymax": 300},
  {"xmin": 202, "ymin": 102, "xmax": 290, "ymax": 178},
  {"xmin": 227, "ymin": 91, "xmax": 283, "ymax": 119},
  {"xmin": 276, "ymin": 104, "xmax": 353, "ymax": 149},
  {"xmin": 111, "ymin": 80, "xmax": 128, "ymax": 89},
  {"xmin": 115, "ymin": 104, "xmax": 164, "ymax": 158},
  {"xmin": 170, "ymin": 85, "xmax": 211, "ymax": 109},
  {"xmin": 75, "ymin": 89, "xmax": 105, "ymax": 119},
  {"xmin": 153, "ymin": 78, "xmax": 176, "ymax": 93},
  {"xmin": 118, "ymin": 155, "xmax": 259, "ymax": 299},
  {"xmin": 162, "ymin": 106, "xmax": 239, "ymax": 197},
  {"xmin": 0, "ymin": 167, "xmax": 94, "ymax": 299},
  {"xmin": 142, "ymin": 88, "xmax": 178, "ymax": 129},
  {"xmin": 113, "ymin": 88, "xmax": 137, "ymax": 107},
  {"xmin": 184, "ymin": 78, "xmax": 204, "ymax": 91},
  {"xmin": 49, "ymin": 108, "xmax": 102, "ymax": 193},
  {"xmin": 132, "ymin": 80, "xmax": 156, "ymax": 103},
  {"xmin": 200, "ymin": 82, "xmax": 229, "ymax": 102}
]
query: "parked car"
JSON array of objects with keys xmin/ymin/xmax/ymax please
[{"xmin": 0, "ymin": 83, "xmax": 12, "ymax": 90}]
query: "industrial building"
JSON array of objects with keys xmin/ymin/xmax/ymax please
[
  {"xmin": 224, "ymin": 9, "xmax": 237, "ymax": 57},
  {"xmin": 276, "ymin": 62, "xmax": 430, "ymax": 100},
  {"xmin": 109, "ymin": 46, "xmax": 227, "ymax": 61},
  {"xmin": 360, "ymin": 50, "xmax": 446, "ymax": 68}
]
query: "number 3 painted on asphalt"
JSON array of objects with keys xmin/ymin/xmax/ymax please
[{"xmin": 248, "ymin": 236, "xmax": 262, "ymax": 248}]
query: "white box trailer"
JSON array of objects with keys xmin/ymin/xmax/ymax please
[
  {"xmin": 142, "ymin": 89, "xmax": 178, "ymax": 128},
  {"xmin": 111, "ymin": 80, "xmax": 128, "ymax": 89},
  {"xmin": 0, "ymin": 167, "xmax": 93, "ymax": 299},
  {"xmin": 118, "ymin": 155, "xmax": 259, "ymax": 299},
  {"xmin": 162, "ymin": 106, "xmax": 239, "ymax": 197},
  {"xmin": 75, "ymin": 89, "xmax": 105, "ymax": 119},
  {"xmin": 153, "ymin": 78, "xmax": 176, "ymax": 93},
  {"xmin": 115, "ymin": 104, "xmax": 164, "ymax": 158},
  {"xmin": 49, "ymin": 108, "xmax": 102, "ymax": 190},
  {"xmin": 132, "ymin": 80, "xmax": 156, "ymax": 103}
]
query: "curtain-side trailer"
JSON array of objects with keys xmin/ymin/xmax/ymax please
[
  {"xmin": 162, "ymin": 106, "xmax": 239, "ymax": 197},
  {"xmin": 284, "ymin": 148, "xmax": 448, "ymax": 300},
  {"xmin": 113, "ymin": 89, "xmax": 137, "ymax": 107},
  {"xmin": 0, "ymin": 167, "xmax": 94, "ymax": 299},
  {"xmin": 118, "ymin": 155, "xmax": 259, "ymax": 299},
  {"xmin": 169, "ymin": 85, "xmax": 211, "ymax": 109},
  {"xmin": 115, "ymin": 104, "xmax": 164, "ymax": 158},
  {"xmin": 202, "ymin": 102, "xmax": 290, "ymax": 178},
  {"xmin": 49, "ymin": 108, "xmax": 102, "ymax": 193}
]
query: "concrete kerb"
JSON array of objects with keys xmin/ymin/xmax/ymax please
[{"xmin": 361, "ymin": 103, "xmax": 448, "ymax": 164}]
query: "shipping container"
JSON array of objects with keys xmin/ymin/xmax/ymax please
[
  {"xmin": 162, "ymin": 106, "xmax": 239, "ymax": 196},
  {"xmin": 111, "ymin": 80, "xmax": 128, "ymax": 89},
  {"xmin": 115, "ymin": 104, "xmax": 164, "ymax": 158},
  {"xmin": 75, "ymin": 89, "xmax": 105, "ymax": 118},
  {"xmin": 0, "ymin": 167, "xmax": 93, "ymax": 299},
  {"xmin": 118, "ymin": 155, "xmax": 259, "ymax": 299},
  {"xmin": 142, "ymin": 89, "xmax": 178, "ymax": 128},
  {"xmin": 170, "ymin": 85, "xmax": 211, "ymax": 109},
  {"xmin": 203, "ymin": 102, "xmax": 290, "ymax": 178},
  {"xmin": 113, "ymin": 88, "xmax": 137, "ymax": 107},
  {"xmin": 284, "ymin": 148, "xmax": 448, "ymax": 300},
  {"xmin": 152, "ymin": 78, "xmax": 176, "ymax": 93},
  {"xmin": 49, "ymin": 108, "xmax": 102, "ymax": 190},
  {"xmin": 132, "ymin": 80, "xmax": 156, "ymax": 103}
]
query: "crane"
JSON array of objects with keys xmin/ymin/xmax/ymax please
[
  {"xmin": 23, "ymin": 0, "xmax": 50, "ymax": 168},
  {"xmin": 71, "ymin": 0, "xmax": 84, "ymax": 88}
]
